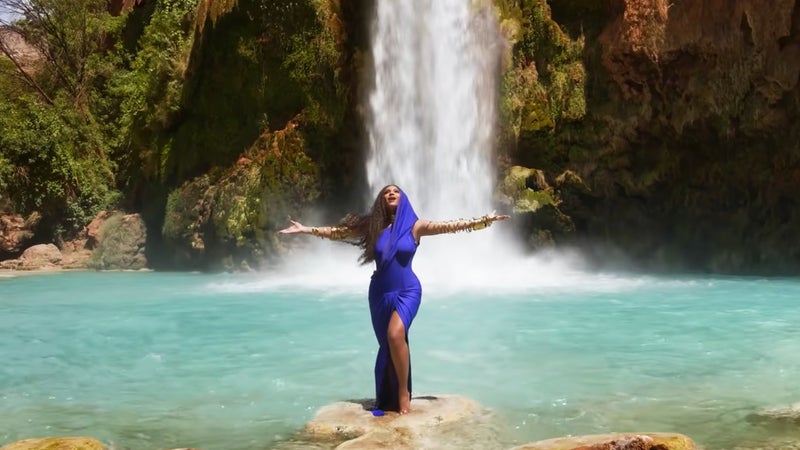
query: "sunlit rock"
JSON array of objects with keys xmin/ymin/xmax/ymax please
[
  {"xmin": 0, "ymin": 437, "xmax": 105, "ymax": 450},
  {"xmin": 0, "ymin": 212, "xmax": 39, "ymax": 256},
  {"xmin": 302, "ymin": 394, "xmax": 496, "ymax": 449},
  {"xmin": 511, "ymin": 432, "xmax": 697, "ymax": 450},
  {"xmin": 19, "ymin": 243, "xmax": 63, "ymax": 270},
  {"xmin": 499, "ymin": 166, "xmax": 554, "ymax": 214}
]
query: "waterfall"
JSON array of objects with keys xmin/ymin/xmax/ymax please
[{"xmin": 365, "ymin": 0, "xmax": 501, "ymax": 219}]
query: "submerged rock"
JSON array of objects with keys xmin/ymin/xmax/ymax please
[
  {"xmin": 511, "ymin": 432, "xmax": 697, "ymax": 450},
  {"xmin": 301, "ymin": 394, "xmax": 499, "ymax": 449},
  {"xmin": 748, "ymin": 402, "xmax": 800, "ymax": 424},
  {"xmin": 0, "ymin": 437, "xmax": 105, "ymax": 450}
]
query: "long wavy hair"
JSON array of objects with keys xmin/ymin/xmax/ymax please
[{"xmin": 340, "ymin": 184, "xmax": 397, "ymax": 264}]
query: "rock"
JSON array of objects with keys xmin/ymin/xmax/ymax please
[
  {"xmin": 86, "ymin": 213, "xmax": 147, "ymax": 270},
  {"xmin": 85, "ymin": 211, "xmax": 115, "ymax": 249},
  {"xmin": 303, "ymin": 394, "xmax": 495, "ymax": 449},
  {"xmin": 0, "ymin": 258, "xmax": 22, "ymax": 270},
  {"xmin": 0, "ymin": 212, "xmax": 40, "ymax": 256},
  {"xmin": 747, "ymin": 402, "xmax": 800, "ymax": 425},
  {"xmin": 0, "ymin": 28, "xmax": 45, "ymax": 71},
  {"xmin": 60, "ymin": 238, "xmax": 92, "ymax": 269},
  {"xmin": 499, "ymin": 166, "xmax": 558, "ymax": 214},
  {"xmin": 0, "ymin": 437, "xmax": 105, "ymax": 450},
  {"xmin": 511, "ymin": 432, "xmax": 697, "ymax": 450},
  {"xmin": 19, "ymin": 243, "xmax": 62, "ymax": 270}
]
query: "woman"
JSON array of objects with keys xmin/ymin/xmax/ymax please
[{"xmin": 279, "ymin": 185, "xmax": 508, "ymax": 414}]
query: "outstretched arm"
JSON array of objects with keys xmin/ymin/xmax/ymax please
[
  {"xmin": 278, "ymin": 219, "xmax": 353, "ymax": 240},
  {"xmin": 413, "ymin": 212, "xmax": 510, "ymax": 240}
]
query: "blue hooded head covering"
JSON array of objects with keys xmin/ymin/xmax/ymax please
[{"xmin": 377, "ymin": 187, "xmax": 418, "ymax": 270}]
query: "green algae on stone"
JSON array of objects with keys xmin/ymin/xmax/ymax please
[
  {"xmin": 161, "ymin": 123, "xmax": 319, "ymax": 269},
  {"xmin": 500, "ymin": 165, "xmax": 557, "ymax": 213},
  {"xmin": 0, "ymin": 437, "xmax": 106, "ymax": 450},
  {"xmin": 510, "ymin": 432, "xmax": 698, "ymax": 450}
]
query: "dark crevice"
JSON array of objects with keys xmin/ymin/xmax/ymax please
[
  {"xmin": 740, "ymin": 12, "xmax": 754, "ymax": 47},
  {"xmin": 778, "ymin": 0, "xmax": 800, "ymax": 49}
]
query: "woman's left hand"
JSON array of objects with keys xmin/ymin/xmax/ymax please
[{"xmin": 488, "ymin": 211, "xmax": 510, "ymax": 222}]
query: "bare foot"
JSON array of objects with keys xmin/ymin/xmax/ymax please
[{"xmin": 399, "ymin": 392, "xmax": 411, "ymax": 414}]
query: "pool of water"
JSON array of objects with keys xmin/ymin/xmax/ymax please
[{"xmin": 2, "ymin": 264, "xmax": 800, "ymax": 449}]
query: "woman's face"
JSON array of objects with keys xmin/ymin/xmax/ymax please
[{"xmin": 383, "ymin": 185, "xmax": 401, "ymax": 212}]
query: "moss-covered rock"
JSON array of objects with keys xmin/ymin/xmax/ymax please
[
  {"xmin": 499, "ymin": 165, "xmax": 575, "ymax": 250},
  {"xmin": 500, "ymin": 165, "xmax": 555, "ymax": 213},
  {"xmin": 496, "ymin": 0, "xmax": 587, "ymax": 143},
  {"xmin": 0, "ymin": 437, "xmax": 105, "ymax": 450},
  {"xmin": 162, "ymin": 121, "xmax": 319, "ymax": 270},
  {"xmin": 511, "ymin": 432, "xmax": 698, "ymax": 450},
  {"xmin": 86, "ymin": 212, "xmax": 147, "ymax": 270}
]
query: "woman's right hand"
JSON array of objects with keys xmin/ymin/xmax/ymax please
[{"xmin": 278, "ymin": 219, "xmax": 307, "ymax": 234}]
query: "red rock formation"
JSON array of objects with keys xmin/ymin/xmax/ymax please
[
  {"xmin": 0, "ymin": 212, "xmax": 40, "ymax": 256},
  {"xmin": 599, "ymin": 0, "xmax": 800, "ymax": 134}
]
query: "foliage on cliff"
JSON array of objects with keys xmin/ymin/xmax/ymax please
[
  {"xmin": 151, "ymin": 0, "xmax": 351, "ymax": 268},
  {"xmin": 163, "ymin": 0, "xmax": 348, "ymax": 183},
  {"xmin": 0, "ymin": 0, "xmax": 123, "ymax": 240},
  {"xmin": 1, "ymin": 0, "xmax": 353, "ymax": 268},
  {"xmin": 110, "ymin": 0, "xmax": 199, "ymax": 186}
]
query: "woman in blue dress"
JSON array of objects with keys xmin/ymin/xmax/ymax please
[{"xmin": 279, "ymin": 185, "xmax": 508, "ymax": 414}]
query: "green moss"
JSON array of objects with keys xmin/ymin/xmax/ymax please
[
  {"xmin": 87, "ymin": 212, "xmax": 147, "ymax": 270},
  {"xmin": 497, "ymin": 0, "xmax": 587, "ymax": 146},
  {"xmin": 515, "ymin": 188, "xmax": 556, "ymax": 213},
  {"xmin": 161, "ymin": 0, "xmax": 347, "ymax": 185},
  {"xmin": 161, "ymin": 124, "xmax": 319, "ymax": 268}
]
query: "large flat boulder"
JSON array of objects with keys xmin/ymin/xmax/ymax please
[{"xmin": 302, "ymin": 394, "xmax": 497, "ymax": 449}]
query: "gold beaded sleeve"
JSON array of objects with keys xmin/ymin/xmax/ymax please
[
  {"xmin": 425, "ymin": 215, "xmax": 493, "ymax": 234},
  {"xmin": 310, "ymin": 226, "xmax": 351, "ymax": 240}
]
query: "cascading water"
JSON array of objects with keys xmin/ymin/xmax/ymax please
[
  {"xmin": 362, "ymin": 0, "xmax": 544, "ymax": 289},
  {"xmin": 365, "ymin": 0, "xmax": 501, "ymax": 219}
]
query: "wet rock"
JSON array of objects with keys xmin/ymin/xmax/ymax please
[
  {"xmin": 511, "ymin": 432, "xmax": 697, "ymax": 450},
  {"xmin": 303, "ymin": 394, "xmax": 496, "ymax": 449},
  {"xmin": 0, "ymin": 437, "xmax": 105, "ymax": 450}
]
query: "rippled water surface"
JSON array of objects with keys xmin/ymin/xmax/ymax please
[{"xmin": 2, "ymin": 269, "xmax": 800, "ymax": 449}]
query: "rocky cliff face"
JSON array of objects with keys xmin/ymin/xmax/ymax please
[{"xmin": 509, "ymin": 0, "xmax": 800, "ymax": 274}]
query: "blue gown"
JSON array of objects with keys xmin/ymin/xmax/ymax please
[{"xmin": 368, "ymin": 191, "xmax": 421, "ymax": 411}]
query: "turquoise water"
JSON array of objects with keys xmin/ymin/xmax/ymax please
[{"xmin": 2, "ymin": 269, "xmax": 800, "ymax": 449}]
